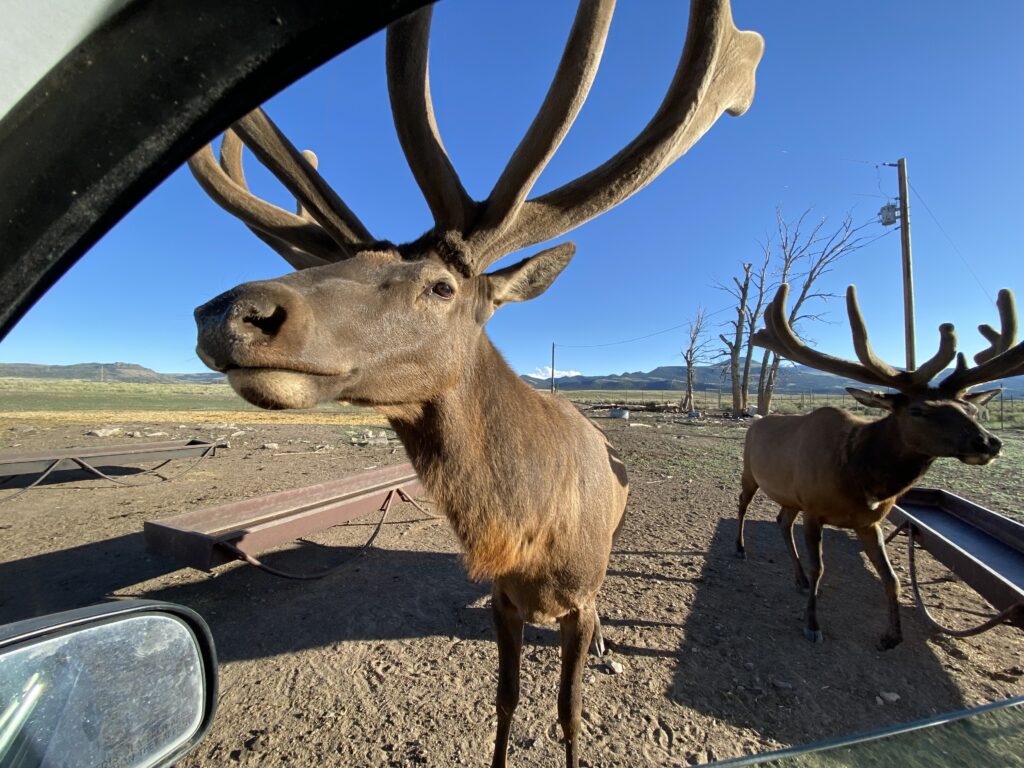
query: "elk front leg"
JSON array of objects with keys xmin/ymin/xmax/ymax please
[
  {"xmin": 491, "ymin": 589, "xmax": 524, "ymax": 768},
  {"xmin": 736, "ymin": 474, "xmax": 759, "ymax": 558},
  {"xmin": 856, "ymin": 523, "xmax": 903, "ymax": 650},
  {"xmin": 776, "ymin": 506, "xmax": 810, "ymax": 590},
  {"xmin": 558, "ymin": 606, "xmax": 596, "ymax": 768},
  {"xmin": 802, "ymin": 516, "xmax": 825, "ymax": 643}
]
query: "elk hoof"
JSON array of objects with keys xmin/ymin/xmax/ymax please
[
  {"xmin": 803, "ymin": 627, "xmax": 824, "ymax": 644},
  {"xmin": 735, "ymin": 548, "xmax": 747, "ymax": 560},
  {"xmin": 878, "ymin": 633, "xmax": 903, "ymax": 651}
]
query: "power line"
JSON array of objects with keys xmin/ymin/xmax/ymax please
[
  {"xmin": 857, "ymin": 226, "xmax": 898, "ymax": 250},
  {"xmin": 908, "ymin": 180, "xmax": 994, "ymax": 303},
  {"xmin": 556, "ymin": 220, "xmax": 890, "ymax": 350},
  {"xmin": 556, "ymin": 302, "xmax": 735, "ymax": 349},
  {"xmin": 555, "ymin": 208, "xmax": 893, "ymax": 351}
]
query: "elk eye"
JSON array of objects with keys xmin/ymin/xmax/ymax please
[
  {"xmin": 909, "ymin": 407, "xmax": 924, "ymax": 417},
  {"xmin": 430, "ymin": 281, "xmax": 454, "ymax": 300}
]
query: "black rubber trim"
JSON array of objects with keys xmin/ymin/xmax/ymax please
[{"xmin": 0, "ymin": 0, "xmax": 431, "ymax": 340}]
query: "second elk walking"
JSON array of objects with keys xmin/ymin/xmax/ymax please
[{"xmin": 736, "ymin": 283, "xmax": 1020, "ymax": 649}]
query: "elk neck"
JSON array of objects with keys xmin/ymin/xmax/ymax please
[
  {"xmin": 847, "ymin": 413, "xmax": 935, "ymax": 503},
  {"xmin": 379, "ymin": 332, "xmax": 576, "ymax": 581}
]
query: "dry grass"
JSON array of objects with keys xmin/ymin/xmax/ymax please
[
  {"xmin": 0, "ymin": 377, "xmax": 387, "ymax": 426},
  {"xmin": 0, "ymin": 409, "xmax": 388, "ymax": 426}
]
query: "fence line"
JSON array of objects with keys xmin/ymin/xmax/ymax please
[{"xmin": 557, "ymin": 388, "xmax": 1024, "ymax": 429}]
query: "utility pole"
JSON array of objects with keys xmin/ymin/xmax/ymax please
[
  {"xmin": 878, "ymin": 158, "xmax": 916, "ymax": 370},
  {"xmin": 897, "ymin": 157, "xmax": 916, "ymax": 370},
  {"xmin": 550, "ymin": 342, "xmax": 556, "ymax": 394}
]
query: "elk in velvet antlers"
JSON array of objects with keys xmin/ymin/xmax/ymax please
[
  {"xmin": 737, "ymin": 283, "xmax": 1020, "ymax": 650},
  {"xmin": 189, "ymin": 3, "xmax": 762, "ymax": 765}
]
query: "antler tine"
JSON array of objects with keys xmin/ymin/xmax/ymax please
[
  {"xmin": 232, "ymin": 108, "xmax": 373, "ymax": 249},
  {"xmin": 975, "ymin": 288, "xmax": 1017, "ymax": 364},
  {"xmin": 845, "ymin": 285, "xmax": 902, "ymax": 382},
  {"xmin": 297, "ymin": 150, "xmax": 319, "ymax": 220},
  {"xmin": 217, "ymin": 131, "xmax": 331, "ymax": 270},
  {"xmin": 487, "ymin": 0, "xmax": 764, "ymax": 258},
  {"xmin": 905, "ymin": 322, "xmax": 957, "ymax": 386},
  {"xmin": 386, "ymin": 7, "xmax": 476, "ymax": 235},
  {"xmin": 940, "ymin": 289, "xmax": 1024, "ymax": 396},
  {"xmin": 752, "ymin": 284, "xmax": 892, "ymax": 388},
  {"xmin": 468, "ymin": 0, "xmax": 616, "ymax": 262},
  {"xmin": 187, "ymin": 143, "xmax": 341, "ymax": 266}
]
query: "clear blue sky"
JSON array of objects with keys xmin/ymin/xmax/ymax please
[{"xmin": 3, "ymin": 1, "xmax": 1022, "ymax": 378}]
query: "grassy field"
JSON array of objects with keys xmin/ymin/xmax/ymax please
[
  {"xmin": 2, "ymin": 377, "xmax": 1020, "ymax": 518},
  {"xmin": 0, "ymin": 377, "xmax": 387, "ymax": 425},
  {"xmin": 3, "ymin": 377, "xmax": 1023, "ymax": 431}
]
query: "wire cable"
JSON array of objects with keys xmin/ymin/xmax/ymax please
[
  {"xmin": 908, "ymin": 180, "xmax": 994, "ymax": 303},
  {"xmin": 556, "ymin": 301, "xmax": 737, "ymax": 349}
]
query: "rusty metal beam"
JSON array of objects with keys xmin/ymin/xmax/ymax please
[
  {"xmin": 0, "ymin": 439, "xmax": 223, "ymax": 479},
  {"xmin": 144, "ymin": 462, "xmax": 424, "ymax": 571}
]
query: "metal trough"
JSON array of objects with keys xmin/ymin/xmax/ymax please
[
  {"xmin": 0, "ymin": 439, "xmax": 225, "ymax": 500},
  {"xmin": 144, "ymin": 462, "xmax": 423, "ymax": 571},
  {"xmin": 891, "ymin": 487, "xmax": 1024, "ymax": 633}
]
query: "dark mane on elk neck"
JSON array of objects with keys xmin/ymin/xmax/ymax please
[
  {"xmin": 188, "ymin": 2, "xmax": 764, "ymax": 766},
  {"xmin": 738, "ymin": 282, "xmax": 1017, "ymax": 651}
]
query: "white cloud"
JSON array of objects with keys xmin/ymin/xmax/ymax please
[{"xmin": 529, "ymin": 366, "xmax": 583, "ymax": 379}]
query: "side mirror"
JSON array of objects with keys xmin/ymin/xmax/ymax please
[{"xmin": 0, "ymin": 600, "xmax": 217, "ymax": 767}]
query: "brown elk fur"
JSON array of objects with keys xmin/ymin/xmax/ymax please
[
  {"xmin": 379, "ymin": 334, "xmax": 629, "ymax": 588},
  {"xmin": 739, "ymin": 283, "xmax": 1009, "ymax": 650},
  {"xmin": 188, "ymin": 4, "xmax": 762, "ymax": 765}
]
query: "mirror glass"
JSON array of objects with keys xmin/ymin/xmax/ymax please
[{"xmin": 0, "ymin": 612, "xmax": 206, "ymax": 767}]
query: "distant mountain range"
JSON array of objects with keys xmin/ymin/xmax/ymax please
[
  {"xmin": 0, "ymin": 362, "xmax": 225, "ymax": 385},
  {"xmin": 3, "ymin": 361, "xmax": 1023, "ymax": 396},
  {"xmin": 521, "ymin": 363, "xmax": 1024, "ymax": 396}
]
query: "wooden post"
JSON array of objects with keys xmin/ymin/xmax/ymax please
[{"xmin": 898, "ymin": 158, "xmax": 916, "ymax": 370}]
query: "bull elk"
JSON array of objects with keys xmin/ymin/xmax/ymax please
[
  {"xmin": 187, "ymin": 2, "xmax": 763, "ymax": 765},
  {"xmin": 736, "ymin": 283, "xmax": 1020, "ymax": 650}
]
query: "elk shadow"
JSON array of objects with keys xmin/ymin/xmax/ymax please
[
  {"xmin": 667, "ymin": 517, "xmax": 967, "ymax": 747},
  {"xmin": 0, "ymin": 532, "xmax": 492, "ymax": 662},
  {"xmin": 1, "ymin": 533, "xmax": 170, "ymax": 621},
  {"xmin": 142, "ymin": 543, "xmax": 493, "ymax": 661}
]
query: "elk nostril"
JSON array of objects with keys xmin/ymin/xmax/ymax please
[
  {"xmin": 243, "ymin": 304, "xmax": 288, "ymax": 337},
  {"xmin": 972, "ymin": 434, "xmax": 1001, "ymax": 455}
]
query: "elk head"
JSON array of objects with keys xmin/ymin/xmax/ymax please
[
  {"xmin": 190, "ymin": 1, "xmax": 764, "ymax": 410},
  {"xmin": 753, "ymin": 284, "xmax": 1023, "ymax": 466}
]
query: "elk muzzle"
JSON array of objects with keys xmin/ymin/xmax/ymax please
[
  {"xmin": 194, "ymin": 281, "xmax": 312, "ymax": 372},
  {"xmin": 194, "ymin": 281, "xmax": 355, "ymax": 410},
  {"xmin": 958, "ymin": 430, "xmax": 1002, "ymax": 465}
]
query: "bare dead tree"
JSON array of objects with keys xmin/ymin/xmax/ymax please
[
  {"xmin": 718, "ymin": 262, "xmax": 752, "ymax": 415},
  {"xmin": 741, "ymin": 243, "xmax": 772, "ymax": 412},
  {"xmin": 680, "ymin": 307, "xmax": 712, "ymax": 411},
  {"xmin": 755, "ymin": 208, "xmax": 872, "ymax": 414}
]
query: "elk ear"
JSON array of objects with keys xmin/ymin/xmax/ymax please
[
  {"xmin": 486, "ymin": 242, "xmax": 575, "ymax": 309},
  {"xmin": 846, "ymin": 387, "xmax": 898, "ymax": 412},
  {"xmin": 963, "ymin": 388, "xmax": 1001, "ymax": 407}
]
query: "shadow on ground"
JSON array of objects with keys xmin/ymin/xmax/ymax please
[
  {"xmin": 664, "ymin": 517, "xmax": 967, "ymax": 746},
  {"xmin": 1, "ymin": 532, "xmax": 491, "ymax": 663}
]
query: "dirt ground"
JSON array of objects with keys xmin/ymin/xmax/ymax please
[{"xmin": 1, "ymin": 412, "xmax": 1021, "ymax": 766}]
